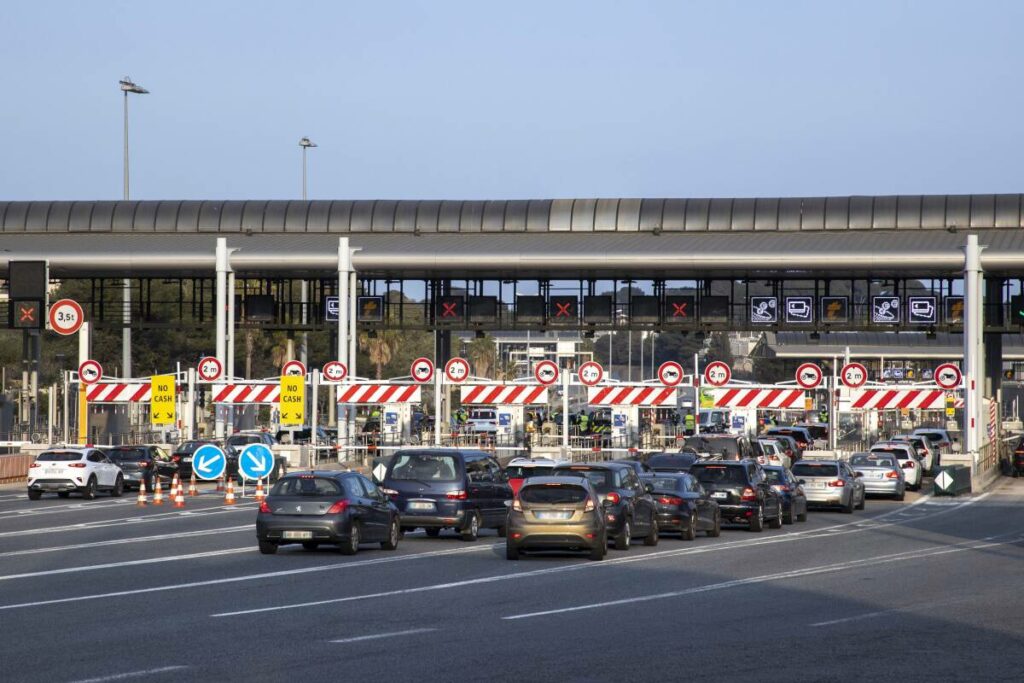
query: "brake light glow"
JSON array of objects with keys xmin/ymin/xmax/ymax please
[
  {"xmin": 605, "ymin": 491, "xmax": 620, "ymax": 504},
  {"xmin": 741, "ymin": 487, "xmax": 757, "ymax": 501},
  {"xmin": 326, "ymin": 500, "xmax": 350, "ymax": 514},
  {"xmin": 68, "ymin": 463, "xmax": 87, "ymax": 468},
  {"xmin": 886, "ymin": 471, "xmax": 901, "ymax": 479},
  {"xmin": 446, "ymin": 490, "xmax": 468, "ymax": 500},
  {"xmin": 172, "ymin": 455, "xmax": 181, "ymax": 462},
  {"xmin": 512, "ymin": 498, "xmax": 522, "ymax": 512},
  {"xmin": 584, "ymin": 498, "xmax": 595, "ymax": 512},
  {"xmin": 658, "ymin": 496, "xmax": 683, "ymax": 505},
  {"xmin": 258, "ymin": 501, "xmax": 271, "ymax": 513},
  {"xmin": 29, "ymin": 462, "xmax": 40, "ymax": 468},
  {"xmin": 139, "ymin": 461, "xmax": 150, "ymax": 467},
  {"xmin": 828, "ymin": 479, "xmax": 845, "ymax": 487},
  {"xmin": 904, "ymin": 461, "xmax": 916, "ymax": 468}
]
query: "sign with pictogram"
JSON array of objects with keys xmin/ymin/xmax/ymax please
[
  {"xmin": 840, "ymin": 362, "xmax": 869, "ymax": 388},
  {"xmin": 934, "ymin": 363, "xmax": 962, "ymax": 390},
  {"xmin": 48, "ymin": 299, "xmax": 85, "ymax": 335},
  {"xmin": 577, "ymin": 361, "xmax": 604, "ymax": 387},
  {"xmin": 534, "ymin": 360, "xmax": 559, "ymax": 385},
  {"xmin": 666, "ymin": 295, "xmax": 695, "ymax": 322},
  {"xmin": 410, "ymin": 357, "xmax": 435, "ymax": 383},
  {"xmin": 658, "ymin": 361, "xmax": 684, "ymax": 387},
  {"xmin": 821, "ymin": 296, "xmax": 849, "ymax": 323},
  {"xmin": 78, "ymin": 360, "xmax": 103, "ymax": 385},
  {"xmin": 703, "ymin": 361, "xmax": 731, "ymax": 387},
  {"xmin": 191, "ymin": 444, "xmax": 226, "ymax": 481},
  {"xmin": 149, "ymin": 374, "xmax": 176, "ymax": 426},
  {"xmin": 279, "ymin": 375, "xmax": 305, "ymax": 426},
  {"xmin": 795, "ymin": 363, "xmax": 823, "ymax": 389},
  {"xmin": 322, "ymin": 361, "xmax": 348, "ymax": 382},
  {"xmin": 12, "ymin": 301, "xmax": 42, "ymax": 329},
  {"xmin": 238, "ymin": 443, "xmax": 274, "ymax": 481},
  {"xmin": 197, "ymin": 356, "xmax": 223, "ymax": 382},
  {"xmin": 444, "ymin": 357, "xmax": 471, "ymax": 384},
  {"xmin": 281, "ymin": 360, "xmax": 306, "ymax": 377}
]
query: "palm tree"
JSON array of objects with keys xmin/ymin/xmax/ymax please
[
  {"xmin": 359, "ymin": 330, "xmax": 401, "ymax": 379},
  {"xmin": 466, "ymin": 334, "xmax": 496, "ymax": 379}
]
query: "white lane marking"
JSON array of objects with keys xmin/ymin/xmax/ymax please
[
  {"xmin": 67, "ymin": 666, "xmax": 188, "ymax": 683},
  {"xmin": 502, "ymin": 536, "xmax": 1023, "ymax": 620},
  {"xmin": 211, "ymin": 495, "xmax": 999, "ymax": 618},
  {"xmin": 0, "ymin": 544, "xmax": 500, "ymax": 611},
  {"xmin": 808, "ymin": 596, "xmax": 971, "ymax": 627},
  {"xmin": 0, "ymin": 499, "xmax": 138, "ymax": 518},
  {"xmin": 329, "ymin": 628, "xmax": 436, "ymax": 644},
  {"xmin": 0, "ymin": 504, "xmax": 256, "ymax": 538},
  {"xmin": 0, "ymin": 525, "xmax": 251, "ymax": 558},
  {"xmin": 0, "ymin": 547, "xmax": 253, "ymax": 581}
]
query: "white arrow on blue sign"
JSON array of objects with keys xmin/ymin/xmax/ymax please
[
  {"xmin": 239, "ymin": 443, "xmax": 275, "ymax": 481},
  {"xmin": 191, "ymin": 444, "xmax": 227, "ymax": 481}
]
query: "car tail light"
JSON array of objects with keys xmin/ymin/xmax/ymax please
[
  {"xmin": 828, "ymin": 479, "xmax": 845, "ymax": 487},
  {"xmin": 605, "ymin": 491, "xmax": 620, "ymax": 505},
  {"xmin": 326, "ymin": 500, "xmax": 350, "ymax": 514},
  {"xmin": 446, "ymin": 490, "xmax": 468, "ymax": 500},
  {"xmin": 741, "ymin": 487, "xmax": 757, "ymax": 501},
  {"xmin": 903, "ymin": 461, "xmax": 916, "ymax": 469},
  {"xmin": 139, "ymin": 461, "xmax": 150, "ymax": 468},
  {"xmin": 584, "ymin": 498, "xmax": 595, "ymax": 512},
  {"xmin": 512, "ymin": 498, "xmax": 522, "ymax": 512},
  {"xmin": 69, "ymin": 463, "xmax": 87, "ymax": 468},
  {"xmin": 172, "ymin": 455, "xmax": 181, "ymax": 462},
  {"xmin": 29, "ymin": 462, "xmax": 40, "ymax": 468},
  {"xmin": 380, "ymin": 487, "xmax": 398, "ymax": 497},
  {"xmin": 886, "ymin": 471, "xmax": 901, "ymax": 479},
  {"xmin": 258, "ymin": 501, "xmax": 271, "ymax": 513},
  {"xmin": 658, "ymin": 496, "xmax": 683, "ymax": 505}
]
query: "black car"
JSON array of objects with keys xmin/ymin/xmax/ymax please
[
  {"xmin": 257, "ymin": 471, "xmax": 400, "ymax": 555},
  {"xmin": 683, "ymin": 434, "xmax": 753, "ymax": 460},
  {"xmin": 612, "ymin": 459, "xmax": 652, "ymax": 476},
  {"xmin": 552, "ymin": 462, "xmax": 658, "ymax": 550},
  {"xmin": 640, "ymin": 472, "xmax": 720, "ymax": 539},
  {"xmin": 647, "ymin": 452, "xmax": 699, "ymax": 472},
  {"xmin": 172, "ymin": 440, "xmax": 220, "ymax": 479},
  {"xmin": 762, "ymin": 465, "xmax": 808, "ymax": 524},
  {"xmin": 102, "ymin": 445, "xmax": 177, "ymax": 490},
  {"xmin": 689, "ymin": 459, "xmax": 783, "ymax": 532},
  {"xmin": 381, "ymin": 449, "xmax": 512, "ymax": 541}
]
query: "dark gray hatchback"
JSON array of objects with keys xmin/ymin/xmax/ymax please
[{"xmin": 380, "ymin": 449, "xmax": 512, "ymax": 541}]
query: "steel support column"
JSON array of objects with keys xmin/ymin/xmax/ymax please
[
  {"xmin": 963, "ymin": 234, "xmax": 984, "ymax": 452},
  {"xmin": 215, "ymin": 238, "xmax": 228, "ymax": 439}
]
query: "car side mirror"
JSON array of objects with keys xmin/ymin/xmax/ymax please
[
  {"xmin": 644, "ymin": 483, "xmax": 654, "ymax": 493},
  {"xmin": 902, "ymin": 462, "xmax": 914, "ymax": 469}
]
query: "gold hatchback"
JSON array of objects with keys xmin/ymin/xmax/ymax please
[{"xmin": 506, "ymin": 476, "xmax": 607, "ymax": 561}]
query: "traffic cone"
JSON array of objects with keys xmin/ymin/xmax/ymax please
[
  {"xmin": 136, "ymin": 480, "xmax": 148, "ymax": 506},
  {"xmin": 188, "ymin": 472, "xmax": 198, "ymax": 497},
  {"xmin": 173, "ymin": 482, "xmax": 186, "ymax": 508},
  {"xmin": 152, "ymin": 477, "xmax": 164, "ymax": 505},
  {"xmin": 254, "ymin": 478, "xmax": 265, "ymax": 504},
  {"xmin": 224, "ymin": 479, "xmax": 236, "ymax": 505},
  {"xmin": 170, "ymin": 473, "xmax": 180, "ymax": 498},
  {"xmin": 215, "ymin": 475, "xmax": 224, "ymax": 492}
]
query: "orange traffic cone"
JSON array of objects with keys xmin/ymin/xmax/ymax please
[
  {"xmin": 254, "ymin": 479, "xmax": 265, "ymax": 504},
  {"xmin": 173, "ymin": 482, "xmax": 186, "ymax": 508},
  {"xmin": 224, "ymin": 479, "xmax": 236, "ymax": 505},
  {"xmin": 152, "ymin": 477, "xmax": 164, "ymax": 505},
  {"xmin": 170, "ymin": 473, "xmax": 180, "ymax": 497},
  {"xmin": 136, "ymin": 480, "xmax": 148, "ymax": 506},
  {"xmin": 215, "ymin": 474, "xmax": 224, "ymax": 492},
  {"xmin": 188, "ymin": 472, "xmax": 198, "ymax": 497}
]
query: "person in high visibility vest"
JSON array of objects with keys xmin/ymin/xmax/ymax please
[
  {"xmin": 578, "ymin": 412, "xmax": 590, "ymax": 434},
  {"xmin": 684, "ymin": 412, "xmax": 695, "ymax": 435}
]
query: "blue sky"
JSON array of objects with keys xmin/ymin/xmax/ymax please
[{"xmin": 2, "ymin": 1, "xmax": 1022, "ymax": 201}]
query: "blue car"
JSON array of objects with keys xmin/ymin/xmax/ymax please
[{"xmin": 763, "ymin": 465, "xmax": 809, "ymax": 524}]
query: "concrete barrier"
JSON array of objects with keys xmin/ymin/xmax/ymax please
[{"xmin": 0, "ymin": 453, "xmax": 37, "ymax": 483}]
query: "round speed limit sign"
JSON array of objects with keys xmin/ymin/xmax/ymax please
[{"xmin": 577, "ymin": 361, "xmax": 604, "ymax": 387}]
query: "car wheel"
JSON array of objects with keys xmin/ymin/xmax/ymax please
[
  {"xmin": 425, "ymin": 528, "xmax": 441, "ymax": 538},
  {"xmin": 57, "ymin": 491, "xmax": 70, "ymax": 499},
  {"xmin": 506, "ymin": 540, "xmax": 520, "ymax": 561},
  {"xmin": 82, "ymin": 477, "xmax": 97, "ymax": 500},
  {"xmin": 842, "ymin": 496, "xmax": 854, "ymax": 514},
  {"xmin": 895, "ymin": 486, "xmax": 906, "ymax": 502},
  {"xmin": 856, "ymin": 491, "xmax": 865, "ymax": 510},
  {"xmin": 589, "ymin": 536, "xmax": 606, "ymax": 561},
  {"xmin": 749, "ymin": 506, "xmax": 764, "ymax": 532},
  {"xmin": 258, "ymin": 541, "xmax": 278, "ymax": 555},
  {"xmin": 643, "ymin": 518, "xmax": 659, "ymax": 546},
  {"xmin": 460, "ymin": 512, "xmax": 480, "ymax": 542},
  {"xmin": 707, "ymin": 511, "xmax": 721, "ymax": 537},
  {"xmin": 682, "ymin": 513, "xmax": 697, "ymax": 541},
  {"xmin": 496, "ymin": 523, "xmax": 508, "ymax": 538},
  {"xmin": 110, "ymin": 475, "xmax": 124, "ymax": 498},
  {"xmin": 768, "ymin": 505, "xmax": 783, "ymax": 529},
  {"xmin": 381, "ymin": 518, "xmax": 400, "ymax": 551},
  {"xmin": 797, "ymin": 504, "xmax": 808, "ymax": 523},
  {"xmin": 340, "ymin": 522, "xmax": 361, "ymax": 555},
  {"xmin": 302, "ymin": 541, "xmax": 320, "ymax": 551},
  {"xmin": 613, "ymin": 519, "xmax": 631, "ymax": 550},
  {"xmin": 27, "ymin": 490, "xmax": 42, "ymax": 501},
  {"xmin": 783, "ymin": 504, "xmax": 795, "ymax": 525}
]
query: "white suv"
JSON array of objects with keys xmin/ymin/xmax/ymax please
[{"xmin": 27, "ymin": 447, "xmax": 124, "ymax": 500}]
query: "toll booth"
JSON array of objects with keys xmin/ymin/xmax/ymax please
[
  {"xmin": 707, "ymin": 384, "xmax": 810, "ymax": 436},
  {"xmin": 841, "ymin": 383, "xmax": 960, "ymax": 443},
  {"xmin": 337, "ymin": 382, "xmax": 423, "ymax": 447},
  {"xmin": 458, "ymin": 383, "xmax": 548, "ymax": 446},
  {"xmin": 587, "ymin": 383, "xmax": 679, "ymax": 447},
  {"xmin": 78, "ymin": 370, "xmax": 189, "ymax": 443}
]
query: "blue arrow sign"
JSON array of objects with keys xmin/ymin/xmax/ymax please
[
  {"xmin": 238, "ymin": 443, "xmax": 274, "ymax": 481},
  {"xmin": 191, "ymin": 444, "xmax": 226, "ymax": 481}
]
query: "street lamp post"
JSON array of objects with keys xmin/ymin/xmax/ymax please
[
  {"xmin": 298, "ymin": 137, "xmax": 317, "ymax": 369},
  {"xmin": 119, "ymin": 77, "xmax": 148, "ymax": 381}
]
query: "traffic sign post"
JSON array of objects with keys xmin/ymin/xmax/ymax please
[
  {"xmin": 238, "ymin": 443, "xmax": 274, "ymax": 481},
  {"xmin": 577, "ymin": 361, "xmax": 604, "ymax": 387},
  {"xmin": 840, "ymin": 362, "xmax": 869, "ymax": 388},
  {"xmin": 411, "ymin": 357, "xmax": 435, "ymax": 383},
  {"xmin": 48, "ymin": 299, "xmax": 84, "ymax": 336},
  {"xmin": 795, "ymin": 363, "xmax": 823, "ymax": 389},
  {"xmin": 191, "ymin": 444, "xmax": 227, "ymax": 481},
  {"xmin": 934, "ymin": 363, "xmax": 962, "ymax": 390},
  {"xmin": 78, "ymin": 360, "xmax": 102, "ymax": 385},
  {"xmin": 534, "ymin": 360, "xmax": 559, "ymax": 385},
  {"xmin": 444, "ymin": 357, "xmax": 471, "ymax": 384},
  {"xmin": 658, "ymin": 361, "xmax": 684, "ymax": 387},
  {"xmin": 703, "ymin": 361, "xmax": 731, "ymax": 387},
  {"xmin": 150, "ymin": 374, "xmax": 176, "ymax": 426},
  {"xmin": 197, "ymin": 356, "xmax": 223, "ymax": 382},
  {"xmin": 322, "ymin": 361, "xmax": 347, "ymax": 382},
  {"xmin": 280, "ymin": 375, "xmax": 305, "ymax": 426},
  {"xmin": 281, "ymin": 360, "xmax": 307, "ymax": 377}
]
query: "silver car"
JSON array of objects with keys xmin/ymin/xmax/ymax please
[
  {"xmin": 790, "ymin": 459, "xmax": 865, "ymax": 513},
  {"xmin": 849, "ymin": 452, "xmax": 905, "ymax": 501}
]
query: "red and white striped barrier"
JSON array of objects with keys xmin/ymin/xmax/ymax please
[
  {"xmin": 712, "ymin": 387, "xmax": 804, "ymax": 409},
  {"xmin": 337, "ymin": 384, "xmax": 422, "ymax": 404},
  {"xmin": 460, "ymin": 384, "xmax": 548, "ymax": 405},
  {"xmin": 850, "ymin": 388, "xmax": 946, "ymax": 410},
  {"xmin": 587, "ymin": 386, "xmax": 677, "ymax": 406},
  {"xmin": 213, "ymin": 384, "xmax": 280, "ymax": 404},
  {"xmin": 86, "ymin": 383, "xmax": 152, "ymax": 403}
]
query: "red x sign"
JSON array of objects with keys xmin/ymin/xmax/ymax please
[
  {"xmin": 441, "ymin": 302, "xmax": 458, "ymax": 318},
  {"xmin": 554, "ymin": 302, "xmax": 573, "ymax": 318},
  {"xmin": 671, "ymin": 302, "xmax": 688, "ymax": 318},
  {"xmin": 19, "ymin": 305, "xmax": 35, "ymax": 323}
]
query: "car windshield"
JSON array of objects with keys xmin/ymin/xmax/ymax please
[
  {"xmin": 798, "ymin": 425, "xmax": 828, "ymax": 439},
  {"xmin": 175, "ymin": 442, "xmax": 207, "ymax": 454},
  {"xmin": 389, "ymin": 454, "xmax": 460, "ymax": 482},
  {"xmin": 227, "ymin": 435, "xmax": 260, "ymax": 446},
  {"xmin": 792, "ymin": 463, "xmax": 839, "ymax": 477},
  {"xmin": 872, "ymin": 447, "xmax": 911, "ymax": 459},
  {"xmin": 764, "ymin": 469, "xmax": 784, "ymax": 483},
  {"xmin": 914, "ymin": 432, "xmax": 945, "ymax": 442},
  {"xmin": 851, "ymin": 454, "xmax": 896, "ymax": 467},
  {"xmin": 505, "ymin": 465, "xmax": 554, "ymax": 479},
  {"xmin": 553, "ymin": 468, "xmax": 614, "ymax": 492},
  {"xmin": 645, "ymin": 476, "xmax": 682, "ymax": 492},
  {"xmin": 271, "ymin": 476, "xmax": 343, "ymax": 497},
  {"xmin": 36, "ymin": 451, "xmax": 83, "ymax": 462},
  {"xmin": 107, "ymin": 448, "xmax": 148, "ymax": 461},
  {"xmin": 691, "ymin": 465, "xmax": 747, "ymax": 485},
  {"xmin": 519, "ymin": 484, "xmax": 588, "ymax": 505}
]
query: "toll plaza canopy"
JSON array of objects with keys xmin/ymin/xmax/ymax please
[{"xmin": 3, "ymin": 194, "xmax": 1024, "ymax": 278}]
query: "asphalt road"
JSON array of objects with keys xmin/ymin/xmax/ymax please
[{"xmin": 1, "ymin": 477, "xmax": 1022, "ymax": 683}]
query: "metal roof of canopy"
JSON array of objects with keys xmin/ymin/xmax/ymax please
[{"xmin": 2, "ymin": 196, "xmax": 1024, "ymax": 278}]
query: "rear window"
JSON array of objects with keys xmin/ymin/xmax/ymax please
[
  {"xmin": 851, "ymin": 454, "xmax": 896, "ymax": 467},
  {"xmin": 271, "ymin": 476, "xmax": 343, "ymax": 497},
  {"xmin": 648, "ymin": 454, "xmax": 696, "ymax": 470},
  {"xmin": 389, "ymin": 453, "xmax": 460, "ymax": 482},
  {"xmin": 469, "ymin": 410, "xmax": 496, "ymax": 420},
  {"xmin": 792, "ymin": 463, "xmax": 838, "ymax": 477},
  {"xmin": 106, "ymin": 448, "xmax": 148, "ymax": 461},
  {"xmin": 35, "ymin": 451, "xmax": 84, "ymax": 462},
  {"xmin": 871, "ymin": 447, "xmax": 911, "ymax": 459},
  {"xmin": 227, "ymin": 435, "xmax": 260, "ymax": 446},
  {"xmin": 519, "ymin": 484, "xmax": 588, "ymax": 505},
  {"xmin": 175, "ymin": 442, "xmax": 207, "ymax": 454},
  {"xmin": 764, "ymin": 469, "xmax": 784, "ymax": 483},
  {"xmin": 644, "ymin": 476, "xmax": 682, "ymax": 492},
  {"xmin": 553, "ymin": 467, "xmax": 614, "ymax": 491},
  {"xmin": 690, "ymin": 465, "xmax": 748, "ymax": 485},
  {"xmin": 505, "ymin": 465, "xmax": 554, "ymax": 479},
  {"xmin": 798, "ymin": 425, "xmax": 828, "ymax": 439}
]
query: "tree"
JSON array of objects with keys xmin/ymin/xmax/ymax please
[
  {"xmin": 466, "ymin": 334, "xmax": 497, "ymax": 378},
  {"xmin": 358, "ymin": 330, "xmax": 402, "ymax": 379}
]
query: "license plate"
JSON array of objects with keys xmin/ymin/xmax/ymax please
[
  {"xmin": 535, "ymin": 511, "xmax": 571, "ymax": 520},
  {"xmin": 45, "ymin": 468, "xmax": 63, "ymax": 475},
  {"xmin": 810, "ymin": 481, "xmax": 825, "ymax": 489},
  {"xmin": 872, "ymin": 472, "xmax": 885, "ymax": 479},
  {"xmin": 183, "ymin": 457, "xmax": 192, "ymax": 463},
  {"xmin": 282, "ymin": 530, "xmax": 313, "ymax": 540},
  {"xmin": 407, "ymin": 501, "xmax": 435, "ymax": 511},
  {"xmin": 711, "ymin": 491, "xmax": 728, "ymax": 500}
]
